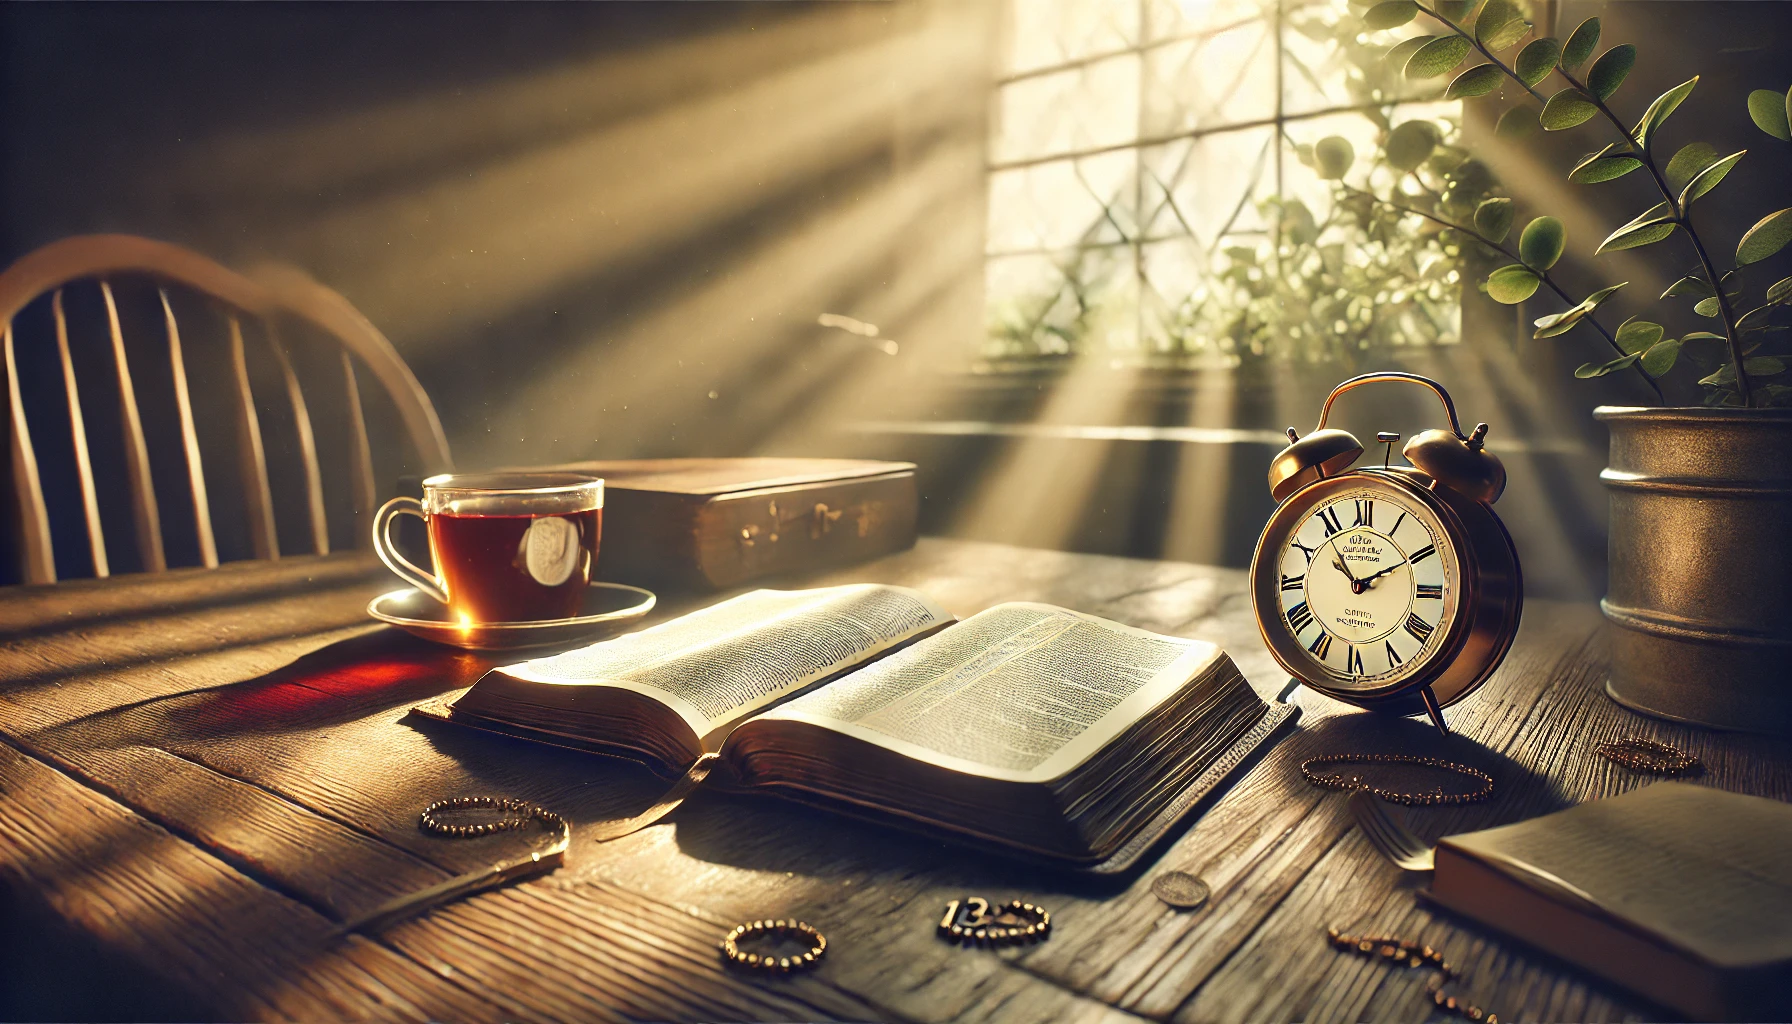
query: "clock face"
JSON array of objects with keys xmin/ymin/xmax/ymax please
[{"xmin": 1273, "ymin": 484, "xmax": 1459, "ymax": 692}]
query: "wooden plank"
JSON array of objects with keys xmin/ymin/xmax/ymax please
[
  {"xmin": 160, "ymin": 289, "xmax": 218, "ymax": 568},
  {"xmin": 100, "ymin": 279, "xmax": 165, "ymax": 572},
  {"xmin": 341, "ymin": 349, "xmax": 378, "ymax": 548},
  {"xmin": 266, "ymin": 325, "xmax": 330, "ymax": 556},
  {"xmin": 0, "ymin": 735, "xmax": 508, "ymax": 1021},
  {"xmin": 4, "ymin": 323, "xmax": 55, "ymax": 584},
  {"xmin": 52, "ymin": 289, "xmax": 107, "ymax": 577},
  {"xmin": 230, "ymin": 315, "xmax": 280, "ymax": 560}
]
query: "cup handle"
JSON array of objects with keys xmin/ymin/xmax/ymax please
[{"xmin": 372, "ymin": 496, "xmax": 449, "ymax": 604}]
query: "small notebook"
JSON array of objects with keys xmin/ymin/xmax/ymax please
[
  {"xmin": 1427, "ymin": 782, "xmax": 1792, "ymax": 1020},
  {"xmin": 416, "ymin": 584, "xmax": 1294, "ymax": 872}
]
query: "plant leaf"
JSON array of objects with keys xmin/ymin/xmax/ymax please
[
  {"xmin": 1661, "ymin": 275, "xmax": 1714, "ymax": 300},
  {"xmin": 1664, "ymin": 142, "xmax": 1719, "ymax": 191},
  {"xmin": 1386, "ymin": 35, "xmax": 1435, "ymax": 71},
  {"xmin": 1682, "ymin": 331, "xmax": 1725, "ymax": 344},
  {"xmin": 1541, "ymin": 88, "xmax": 1599, "ymax": 130},
  {"xmin": 1475, "ymin": 0, "xmax": 1530, "ymax": 50},
  {"xmin": 1520, "ymin": 216, "xmax": 1566, "ymax": 269},
  {"xmin": 1695, "ymin": 296, "xmax": 1721, "ymax": 317},
  {"xmin": 1746, "ymin": 356, "xmax": 1786, "ymax": 376},
  {"xmin": 1699, "ymin": 363, "xmax": 1736, "ymax": 387},
  {"xmin": 1748, "ymin": 88, "xmax": 1792, "ymax": 141},
  {"xmin": 1315, "ymin": 136, "xmax": 1355, "ymax": 179},
  {"xmin": 1435, "ymin": 0, "xmax": 1474, "ymax": 21},
  {"xmin": 1365, "ymin": 0, "xmax": 1420, "ymax": 29},
  {"xmin": 1679, "ymin": 150, "xmax": 1746, "ymax": 209},
  {"xmin": 1535, "ymin": 282, "xmax": 1625, "ymax": 338},
  {"xmin": 1574, "ymin": 352, "xmax": 1641, "ymax": 378},
  {"xmin": 1386, "ymin": 121, "xmax": 1442, "ymax": 169},
  {"xmin": 1515, "ymin": 38, "xmax": 1561, "ymax": 87},
  {"xmin": 1496, "ymin": 104, "xmax": 1539, "ymax": 137},
  {"xmin": 1615, "ymin": 318, "xmax": 1665, "ymax": 354},
  {"xmin": 1596, "ymin": 202, "xmax": 1676, "ymax": 254},
  {"xmin": 1474, "ymin": 197, "xmax": 1515, "ymax": 242},
  {"xmin": 1768, "ymin": 276, "xmax": 1792, "ymax": 304},
  {"xmin": 1738, "ymin": 208, "xmax": 1792, "ymax": 265},
  {"xmin": 1738, "ymin": 304, "xmax": 1776, "ymax": 331},
  {"xmin": 1446, "ymin": 63, "xmax": 1504, "ymax": 99},
  {"xmin": 1406, "ymin": 36, "xmax": 1473, "ymax": 79},
  {"xmin": 1587, "ymin": 44, "xmax": 1636, "ymax": 101},
  {"xmin": 1634, "ymin": 77, "xmax": 1699, "ymax": 150},
  {"xmin": 1640, "ymin": 338, "xmax": 1681, "ymax": 375},
  {"xmin": 1568, "ymin": 143, "xmax": 1641, "ymax": 183},
  {"xmin": 1487, "ymin": 264, "xmax": 1541, "ymax": 303},
  {"xmin": 1561, "ymin": 17, "xmax": 1600, "ymax": 70}
]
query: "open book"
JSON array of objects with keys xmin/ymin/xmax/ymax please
[{"xmin": 432, "ymin": 585, "xmax": 1293, "ymax": 869}]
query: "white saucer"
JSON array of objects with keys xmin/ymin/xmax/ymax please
[{"xmin": 368, "ymin": 581, "xmax": 656, "ymax": 651}]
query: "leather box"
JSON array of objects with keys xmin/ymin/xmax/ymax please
[{"xmin": 555, "ymin": 458, "xmax": 918, "ymax": 591}]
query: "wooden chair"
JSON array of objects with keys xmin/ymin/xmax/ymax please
[{"xmin": 2, "ymin": 234, "xmax": 452, "ymax": 585}]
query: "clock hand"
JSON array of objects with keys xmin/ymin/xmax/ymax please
[
  {"xmin": 1357, "ymin": 560, "xmax": 1409, "ymax": 587},
  {"xmin": 1331, "ymin": 556, "xmax": 1367, "ymax": 595}
]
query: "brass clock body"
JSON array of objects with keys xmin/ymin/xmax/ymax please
[{"xmin": 1248, "ymin": 373, "xmax": 1523, "ymax": 733}]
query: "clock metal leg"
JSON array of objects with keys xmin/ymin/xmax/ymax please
[{"xmin": 1419, "ymin": 686, "xmax": 1450, "ymax": 737}]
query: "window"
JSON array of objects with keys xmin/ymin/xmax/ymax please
[{"xmin": 984, "ymin": 0, "xmax": 1460, "ymax": 366}]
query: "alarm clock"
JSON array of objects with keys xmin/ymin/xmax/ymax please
[{"xmin": 1249, "ymin": 372, "xmax": 1522, "ymax": 736}]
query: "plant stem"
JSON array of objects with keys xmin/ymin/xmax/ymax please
[
  {"xmin": 1555, "ymin": 67, "xmax": 1755, "ymax": 407},
  {"xmin": 1412, "ymin": 3, "xmax": 1550, "ymax": 108},
  {"xmin": 1343, "ymin": 182, "xmax": 1667, "ymax": 402}
]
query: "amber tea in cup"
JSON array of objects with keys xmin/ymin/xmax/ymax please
[{"xmin": 374, "ymin": 472, "xmax": 603, "ymax": 623}]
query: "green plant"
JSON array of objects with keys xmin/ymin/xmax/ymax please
[{"xmin": 1327, "ymin": 0, "xmax": 1792, "ymax": 406}]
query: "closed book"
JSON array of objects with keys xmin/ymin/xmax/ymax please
[
  {"xmin": 554, "ymin": 458, "xmax": 918, "ymax": 591},
  {"xmin": 1426, "ymin": 782, "xmax": 1792, "ymax": 1021}
]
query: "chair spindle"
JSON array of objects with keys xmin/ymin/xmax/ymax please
[
  {"xmin": 52, "ymin": 289, "xmax": 107, "ymax": 577},
  {"xmin": 227, "ymin": 316, "xmax": 279, "ymax": 561},
  {"xmin": 266, "ymin": 326, "xmax": 328, "ymax": 556},
  {"xmin": 4, "ymin": 323, "xmax": 55, "ymax": 584},
  {"xmin": 100, "ymin": 280, "xmax": 166, "ymax": 572},
  {"xmin": 341, "ymin": 350, "xmax": 376, "ymax": 547},
  {"xmin": 160, "ymin": 289, "xmax": 217, "ymax": 568}
]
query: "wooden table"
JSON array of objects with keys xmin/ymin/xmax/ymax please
[{"xmin": 1, "ymin": 538, "xmax": 1786, "ymax": 1022}]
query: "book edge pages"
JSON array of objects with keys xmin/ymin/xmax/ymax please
[
  {"xmin": 745, "ymin": 602, "xmax": 1229, "ymax": 784},
  {"xmin": 1425, "ymin": 843, "xmax": 1725, "ymax": 1020},
  {"xmin": 730, "ymin": 701, "xmax": 1297, "ymax": 873}
]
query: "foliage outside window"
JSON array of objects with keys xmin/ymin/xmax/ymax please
[{"xmin": 982, "ymin": 0, "xmax": 1485, "ymax": 369}]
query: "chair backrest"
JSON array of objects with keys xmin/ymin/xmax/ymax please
[{"xmin": 2, "ymin": 234, "xmax": 452, "ymax": 584}]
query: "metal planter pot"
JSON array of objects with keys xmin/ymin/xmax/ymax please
[{"xmin": 1596, "ymin": 406, "xmax": 1792, "ymax": 736}]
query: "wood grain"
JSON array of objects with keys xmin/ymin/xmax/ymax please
[{"xmin": 0, "ymin": 538, "xmax": 1785, "ymax": 1023}]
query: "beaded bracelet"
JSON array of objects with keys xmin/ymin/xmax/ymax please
[
  {"xmin": 937, "ymin": 898, "xmax": 1051, "ymax": 946},
  {"xmin": 1327, "ymin": 926, "xmax": 1498, "ymax": 1023},
  {"xmin": 419, "ymin": 796, "xmax": 568, "ymax": 838},
  {"xmin": 721, "ymin": 919, "xmax": 827, "ymax": 973},
  {"xmin": 1300, "ymin": 754, "xmax": 1494, "ymax": 806},
  {"xmin": 1596, "ymin": 738, "xmax": 1701, "ymax": 776}
]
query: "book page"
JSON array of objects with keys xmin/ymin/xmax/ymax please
[
  {"xmin": 757, "ymin": 603, "xmax": 1225, "ymax": 783},
  {"xmin": 498, "ymin": 584, "xmax": 950, "ymax": 742}
]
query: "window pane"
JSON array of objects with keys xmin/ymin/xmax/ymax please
[
  {"xmin": 1004, "ymin": 0, "xmax": 1141, "ymax": 77},
  {"xmin": 987, "ymin": 247, "xmax": 1139, "ymax": 356},
  {"xmin": 1139, "ymin": 127, "xmax": 1274, "ymax": 244},
  {"xmin": 987, "ymin": 150, "xmax": 1139, "ymax": 254},
  {"xmin": 1142, "ymin": 18, "xmax": 1277, "ymax": 136},
  {"xmin": 1145, "ymin": 0, "xmax": 1272, "ymax": 40},
  {"xmin": 992, "ymin": 53, "xmax": 1143, "ymax": 165}
]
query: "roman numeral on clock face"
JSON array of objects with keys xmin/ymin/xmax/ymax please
[
  {"xmin": 1405, "ymin": 612, "xmax": 1434, "ymax": 644},
  {"xmin": 1287, "ymin": 601, "xmax": 1314, "ymax": 633},
  {"xmin": 1352, "ymin": 499, "xmax": 1373, "ymax": 527},
  {"xmin": 1390, "ymin": 510, "xmax": 1408, "ymax": 536},
  {"xmin": 1385, "ymin": 640, "xmax": 1403, "ymax": 667},
  {"xmin": 1416, "ymin": 583, "xmax": 1443, "ymax": 599},
  {"xmin": 1281, "ymin": 573, "xmax": 1305, "ymax": 592},
  {"xmin": 1307, "ymin": 631, "xmax": 1332, "ymax": 660},
  {"xmin": 1291, "ymin": 538, "xmax": 1317, "ymax": 564},
  {"xmin": 1316, "ymin": 506, "xmax": 1343, "ymax": 536},
  {"xmin": 1346, "ymin": 645, "xmax": 1365, "ymax": 675},
  {"xmin": 1410, "ymin": 543, "xmax": 1437, "ymax": 564}
]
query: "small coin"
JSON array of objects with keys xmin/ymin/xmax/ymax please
[{"xmin": 1151, "ymin": 871, "xmax": 1211, "ymax": 909}]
